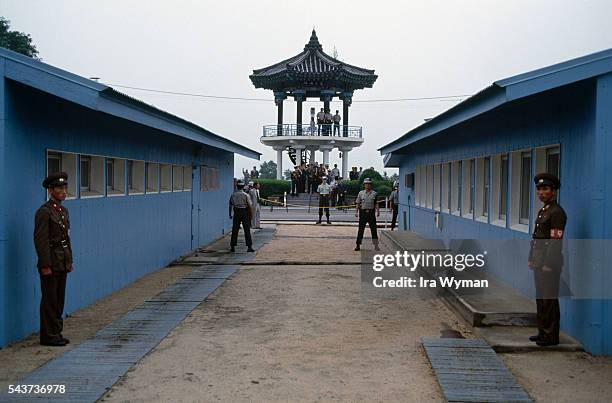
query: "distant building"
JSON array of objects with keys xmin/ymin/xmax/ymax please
[
  {"xmin": 0, "ymin": 47, "xmax": 259, "ymax": 347},
  {"xmin": 380, "ymin": 48, "xmax": 612, "ymax": 355},
  {"xmin": 250, "ymin": 30, "xmax": 377, "ymax": 179}
]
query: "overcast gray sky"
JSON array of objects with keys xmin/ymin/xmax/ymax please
[{"xmin": 2, "ymin": 0, "xmax": 612, "ymax": 176}]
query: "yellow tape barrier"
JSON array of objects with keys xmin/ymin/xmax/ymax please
[{"xmin": 258, "ymin": 197, "xmax": 388, "ymax": 210}]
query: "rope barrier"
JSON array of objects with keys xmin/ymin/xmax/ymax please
[{"xmin": 258, "ymin": 197, "xmax": 388, "ymax": 210}]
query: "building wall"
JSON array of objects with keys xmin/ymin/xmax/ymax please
[
  {"xmin": 396, "ymin": 79, "xmax": 612, "ymax": 354},
  {"xmin": 0, "ymin": 59, "xmax": 7, "ymax": 347},
  {"xmin": 0, "ymin": 80, "xmax": 233, "ymax": 347}
]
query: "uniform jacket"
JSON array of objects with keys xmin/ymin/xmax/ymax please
[
  {"xmin": 529, "ymin": 200, "xmax": 567, "ymax": 269},
  {"xmin": 34, "ymin": 200, "xmax": 73, "ymax": 272}
]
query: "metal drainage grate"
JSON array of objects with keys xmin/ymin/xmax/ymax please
[
  {"xmin": 1, "ymin": 266, "xmax": 238, "ymax": 402},
  {"xmin": 422, "ymin": 337, "xmax": 532, "ymax": 403}
]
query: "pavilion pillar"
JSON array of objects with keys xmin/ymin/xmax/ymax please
[
  {"xmin": 294, "ymin": 90, "xmax": 306, "ymax": 136},
  {"xmin": 273, "ymin": 146, "xmax": 284, "ymax": 179},
  {"xmin": 320, "ymin": 145, "xmax": 333, "ymax": 167},
  {"xmin": 340, "ymin": 147, "xmax": 352, "ymax": 179},
  {"xmin": 274, "ymin": 91, "xmax": 287, "ymax": 136},
  {"xmin": 341, "ymin": 91, "xmax": 353, "ymax": 137}
]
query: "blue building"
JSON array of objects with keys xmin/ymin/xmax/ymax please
[
  {"xmin": 380, "ymin": 48, "xmax": 612, "ymax": 355},
  {"xmin": 0, "ymin": 48, "xmax": 259, "ymax": 347}
]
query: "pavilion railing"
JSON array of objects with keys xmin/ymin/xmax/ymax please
[{"xmin": 262, "ymin": 124, "xmax": 363, "ymax": 138}]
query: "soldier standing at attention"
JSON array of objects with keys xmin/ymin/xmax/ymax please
[
  {"xmin": 528, "ymin": 173, "xmax": 566, "ymax": 347},
  {"xmin": 316, "ymin": 176, "xmax": 332, "ymax": 225},
  {"xmin": 34, "ymin": 172, "xmax": 73, "ymax": 347},
  {"xmin": 229, "ymin": 180, "xmax": 255, "ymax": 253},
  {"xmin": 389, "ymin": 182, "xmax": 399, "ymax": 230},
  {"xmin": 355, "ymin": 178, "xmax": 380, "ymax": 251}
]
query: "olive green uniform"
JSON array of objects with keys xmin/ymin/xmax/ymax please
[
  {"xmin": 529, "ymin": 200, "xmax": 566, "ymax": 344},
  {"xmin": 34, "ymin": 199, "xmax": 73, "ymax": 343}
]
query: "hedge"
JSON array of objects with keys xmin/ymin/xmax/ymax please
[
  {"xmin": 254, "ymin": 178, "xmax": 393, "ymax": 200},
  {"xmin": 339, "ymin": 179, "xmax": 394, "ymax": 198},
  {"xmin": 256, "ymin": 179, "xmax": 291, "ymax": 199}
]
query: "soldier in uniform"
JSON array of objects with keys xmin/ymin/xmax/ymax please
[
  {"xmin": 316, "ymin": 176, "xmax": 332, "ymax": 225},
  {"xmin": 528, "ymin": 173, "xmax": 566, "ymax": 346},
  {"xmin": 389, "ymin": 182, "xmax": 399, "ymax": 230},
  {"xmin": 229, "ymin": 180, "xmax": 255, "ymax": 253},
  {"xmin": 354, "ymin": 178, "xmax": 380, "ymax": 251},
  {"xmin": 34, "ymin": 172, "xmax": 73, "ymax": 346},
  {"xmin": 249, "ymin": 181, "xmax": 261, "ymax": 229}
]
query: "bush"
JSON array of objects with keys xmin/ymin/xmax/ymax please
[
  {"xmin": 256, "ymin": 179, "xmax": 291, "ymax": 200},
  {"xmin": 358, "ymin": 168, "xmax": 383, "ymax": 183},
  {"xmin": 340, "ymin": 179, "xmax": 393, "ymax": 198}
]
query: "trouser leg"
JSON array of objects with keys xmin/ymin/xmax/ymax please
[
  {"xmin": 356, "ymin": 211, "xmax": 366, "ymax": 245},
  {"xmin": 230, "ymin": 213, "xmax": 241, "ymax": 246},
  {"xmin": 391, "ymin": 206, "xmax": 398, "ymax": 229},
  {"xmin": 240, "ymin": 210, "xmax": 253, "ymax": 247},
  {"xmin": 40, "ymin": 274, "xmax": 64, "ymax": 341},
  {"xmin": 534, "ymin": 267, "xmax": 561, "ymax": 342},
  {"xmin": 368, "ymin": 212, "xmax": 378, "ymax": 240}
]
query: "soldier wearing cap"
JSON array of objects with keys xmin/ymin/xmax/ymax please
[
  {"xmin": 229, "ymin": 179, "xmax": 255, "ymax": 253},
  {"xmin": 389, "ymin": 181, "xmax": 399, "ymax": 231},
  {"xmin": 528, "ymin": 172, "xmax": 566, "ymax": 346},
  {"xmin": 354, "ymin": 178, "xmax": 380, "ymax": 251},
  {"xmin": 316, "ymin": 176, "xmax": 332, "ymax": 225},
  {"xmin": 34, "ymin": 172, "xmax": 73, "ymax": 346}
]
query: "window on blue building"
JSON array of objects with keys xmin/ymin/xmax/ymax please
[
  {"xmin": 546, "ymin": 147, "xmax": 560, "ymax": 179},
  {"xmin": 128, "ymin": 160, "xmax": 145, "ymax": 194},
  {"xmin": 107, "ymin": 158, "xmax": 126, "ymax": 196},
  {"xmin": 450, "ymin": 161, "xmax": 460, "ymax": 214},
  {"xmin": 80, "ymin": 155, "xmax": 104, "ymax": 197},
  {"xmin": 160, "ymin": 164, "xmax": 172, "ymax": 192},
  {"xmin": 461, "ymin": 159, "xmax": 474, "ymax": 218},
  {"xmin": 441, "ymin": 163, "xmax": 450, "ymax": 212},
  {"xmin": 499, "ymin": 155, "xmax": 508, "ymax": 221},
  {"xmin": 46, "ymin": 151, "xmax": 77, "ymax": 199},
  {"xmin": 183, "ymin": 166, "xmax": 193, "ymax": 191},
  {"xmin": 146, "ymin": 162, "xmax": 159, "ymax": 193},
  {"xmin": 81, "ymin": 156, "xmax": 90, "ymax": 191},
  {"xmin": 483, "ymin": 157, "xmax": 490, "ymax": 217},
  {"xmin": 519, "ymin": 152, "xmax": 531, "ymax": 225},
  {"xmin": 173, "ymin": 165, "xmax": 184, "ymax": 191},
  {"xmin": 433, "ymin": 164, "xmax": 441, "ymax": 211},
  {"xmin": 426, "ymin": 165, "xmax": 433, "ymax": 209}
]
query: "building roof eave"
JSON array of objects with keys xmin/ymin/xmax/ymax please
[
  {"xmin": 379, "ymin": 47, "xmax": 612, "ymax": 158},
  {"xmin": 0, "ymin": 47, "xmax": 260, "ymax": 160}
]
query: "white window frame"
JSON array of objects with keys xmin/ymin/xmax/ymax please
[
  {"xmin": 146, "ymin": 162, "xmax": 159, "ymax": 194},
  {"xmin": 160, "ymin": 164, "xmax": 172, "ymax": 192},
  {"xmin": 441, "ymin": 163, "xmax": 450, "ymax": 213},
  {"xmin": 80, "ymin": 154, "xmax": 105, "ymax": 198},
  {"xmin": 46, "ymin": 150, "xmax": 77, "ymax": 200},
  {"xmin": 128, "ymin": 160, "xmax": 145, "ymax": 195},
  {"xmin": 106, "ymin": 158, "xmax": 126, "ymax": 197},
  {"xmin": 450, "ymin": 161, "xmax": 460, "ymax": 215}
]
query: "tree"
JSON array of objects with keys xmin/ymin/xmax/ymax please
[
  {"xmin": 283, "ymin": 169, "xmax": 293, "ymax": 180},
  {"xmin": 259, "ymin": 160, "xmax": 278, "ymax": 179},
  {"xmin": 0, "ymin": 17, "xmax": 39, "ymax": 59}
]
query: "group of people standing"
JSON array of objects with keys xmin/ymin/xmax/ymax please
[
  {"xmin": 290, "ymin": 162, "xmax": 341, "ymax": 196},
  {"xmin": 314, "ymin": 108, "xmax": 342, "ymax": 136}
]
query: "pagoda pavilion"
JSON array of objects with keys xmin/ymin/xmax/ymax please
[{"xmin": 250, "ymin": 30, "xmax": 377, "ymax": 179}]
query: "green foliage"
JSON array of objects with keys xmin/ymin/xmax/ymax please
[
  {"xmin": 340, "ymin": 179, "xmax": 393, "ymax": 198},
  {"xmin": 358, "ymin": 168, "xmax": 383, "ymax": 184},
  {"xmin": 0, "ymin": 17, "xmax": 39, "ymax": 59},
  {"xmin": 258, "ymin": 160, "xmax": 277, "ymax": 179},
  {"xmin": 283, "ymin": 169, "xmax": 293, "ymax": 180},
  {"xmin": 256, "ymin": 179, "xmax": 291, "ymax": 200}
]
